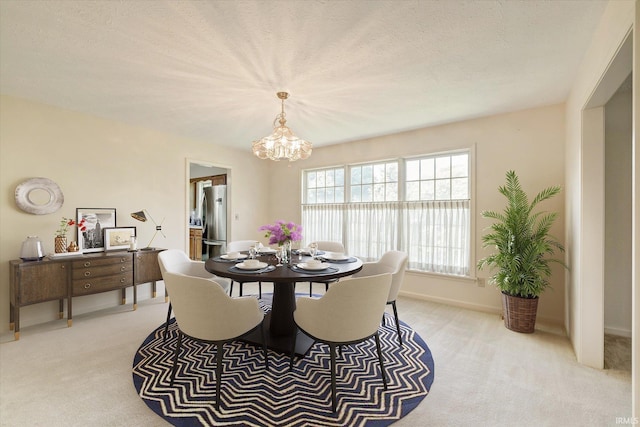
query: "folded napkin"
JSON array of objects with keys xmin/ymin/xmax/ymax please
[{"xmin": 228, "ymin": 265, "xmax": 276, "ymax": 274}]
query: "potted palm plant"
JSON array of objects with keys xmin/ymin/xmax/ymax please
[{"xmin": 477, "ymin": 170, "xmax": 566, "ymax": 333}]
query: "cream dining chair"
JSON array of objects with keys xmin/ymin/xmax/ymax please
[
  {"xmin": 226, "ymin": 240, "xmax": 264, "ymax": 298},
  {"xmin": 162, "ymin": 271, "xmax": 268, "ymax": 410},
  {"xmin": 351, "ymin": 250, "xmax": 408, "ymax": 345},
  {"xmin": 158, "ymin": 249, "xmax": 231, "ymax": 342},
  {"xmin": 306, "ymin": 241, "xmax": 346, "ymax": 296},
  {"xmin": 290, "ymin": 273, "xmax": 392, "ymax": 412}
]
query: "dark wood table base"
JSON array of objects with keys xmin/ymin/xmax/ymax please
[
  {"xmin": 243, "ymin": 311, "xmax": 316, "ymax": 356},
  {"xmin": 243, "ymin": 282, "xmax": 315, "ymax": 356}
]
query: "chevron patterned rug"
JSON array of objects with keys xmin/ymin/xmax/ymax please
[{"xmin": 132, "ymin": 298, "xmax": 434, "ymax": 426}]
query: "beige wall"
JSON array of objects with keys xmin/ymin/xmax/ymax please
[
  {"xmin": 0, "ymin": 95, "xmax": 272, "ymax": 331},
  {"xmin": 1, "ymin": 95, "xmax": 567, "ymax": 332},
  {"xmin": 270, "ymin": 103, "xmax": 567, "ymax": 325}
]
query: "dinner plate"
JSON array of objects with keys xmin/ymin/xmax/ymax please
[
  {"xmin": 258, "ymin": 247, "xmax": 276, "ymax": 254},
  {"xmin": 221, "ymin": 254, "xmax": 247, "ymax": 260},
  {"xmin": 323, "ymin": 252, "xmax": 349, "ymax": 260},
  {"xmin": 297, "ymin": 262, "xmax": 330, "ymax": 271},
  {"xmin": 235, "ymin": 261, "xmax": 268, "ymax": 270}
]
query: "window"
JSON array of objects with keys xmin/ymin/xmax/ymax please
[
  {"xmin": 302, "ymin": 151, "xmax": 471, "ymax": 276},
  {"xmin": 305, "ymin": 167, "xmax": 345, "ymax": 204}
]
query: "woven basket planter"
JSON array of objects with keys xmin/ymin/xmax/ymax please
[{"xmin": 501, "ymin": 292, "xmax": 539, "ymax": 333}]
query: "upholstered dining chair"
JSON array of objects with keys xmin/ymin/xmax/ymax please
[
  {"xmin": 290, "ymin": 273, "xmax": 392, "ymax": 412},
  {"xmin": 306, "ymin": 241, "xmax": 346, "ymax": 296},
  {"xmin": 226, "ymin": 240, "xmax": 263, "ymax": 298},
  {"xmin": 162, "ymin": 271, "xmax": 268, "ymax": 410},
  {"xmin": 352, "ymin": 250, "xmax": 408, "ymax": 345},
  {"xmin": 158, "ymin": 249, "xmax": 230, "ymax": 342}
]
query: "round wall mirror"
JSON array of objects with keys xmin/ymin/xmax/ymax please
[{"xmin": 15, "ymin": 177, "xmax": 64, "ymax": 215}]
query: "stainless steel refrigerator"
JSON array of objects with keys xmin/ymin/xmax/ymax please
[{"xmin": 201, "ymin": 185, "xmax": 227, "ymax": 258}]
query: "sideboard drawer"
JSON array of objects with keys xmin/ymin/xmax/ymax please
[
  {"xmin": 72, "ymin": 274, "xmax": 133, "ymax": 296},
  {"xmin": 71, "ymin": 254, "xmax": 131, "ymax": 270},
  {"xmin": 71, "ymin": 262, "xmax": 132, "ymax": 280}
]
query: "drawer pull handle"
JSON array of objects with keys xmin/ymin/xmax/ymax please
[
  {"xmin": 84, "ymin": 283, "xmax": 91, "ymax": 289},
  {"xmin": 120, "ymin": 266, "xmax": 126, "ymax": 272},
  {"xmin": 120, "ymin": 278, "xmax": 125, "ymax": 283},
  {"xmin": 83, "ymin": 261, "xmax": 91, "ymax": 267},
  {"xmin": 61, "ymin": 265, "xmax": 65, "ymax": 269},
  {"xmin": 84, "ymin": 271, "xmax": 91, "ymax": 277},
  {"xmin": 120, "ymin": 258, "xmax": 126, "ymax": 263}
]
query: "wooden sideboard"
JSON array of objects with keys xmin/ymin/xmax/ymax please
[{"xmin": 9, "ymin": 248, "xmax": 164, "ymax": 340}]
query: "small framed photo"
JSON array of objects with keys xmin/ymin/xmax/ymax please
[
  {"xmin": 76, "ymin": 208, "xmax": 117, "ymax": 253},
  {"xmin": 104, "ymin": 227, "xmax": 136, "ymax": 251}
]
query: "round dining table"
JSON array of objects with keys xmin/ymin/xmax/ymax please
[{"xmin": 205, "ymin": 252, "xmax": 363, "ymax": 355}]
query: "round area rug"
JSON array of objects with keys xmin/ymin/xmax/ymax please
[{"xmin": 132, "ymin": 297, "xmax": 434, "ymax": 426}]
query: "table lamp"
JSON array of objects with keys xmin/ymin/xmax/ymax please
[{"xmin": 131, "ymin": 209, "xmax": 165, "ymax": 250}]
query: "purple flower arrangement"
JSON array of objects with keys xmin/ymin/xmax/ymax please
[{"xmin": 259, "ymin": 220, "xmax": 303, "ymax": 246}]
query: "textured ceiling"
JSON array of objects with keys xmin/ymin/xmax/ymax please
[{"xmin": 0, "ymin": 0, "xmax": 608, "ymax": 151}]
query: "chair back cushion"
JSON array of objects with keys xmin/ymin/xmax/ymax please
[
  {"xmin": 379, "ymin": 251, "xmax": 408, "ymax": 301},
  {"xmin": 313, "ymin": 241, "xmax": 345, "ymax": 253},
  {"xmin": 227, "ymin": 240, "xmax": 258, "ymax": 252},
  {"xmin": 158, "ymin": 249, "xmax": 221, "ymax": 281},
  {"xmin": 163, "ymin": 272, "xmax": 263, "ymax": 341},
  {"xmin": 294, "ymin": 273, "xmax": 391, "ymax": 343},
  {"xmin": 158, "ymin": 249, "xmax": 191, "ymax": 275}
]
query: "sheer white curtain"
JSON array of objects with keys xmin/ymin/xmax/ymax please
[
  {"xmin": 302, "ymin": 199, "xmax": 469, "ymax": 275},
  {"xmin": 301, "ymin": 204, "xmax": 344, "ymax": 246},
  {"xmin": 345, "ymin": 202, "xmax": 398, "ymax": 261},
  {"xmin": 402, "ymin": 200, "xmax": 470, "ymax": 275}
]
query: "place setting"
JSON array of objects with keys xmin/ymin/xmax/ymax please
[
  {"xmin": 214, "ymin": 251, "xmax": 248, "ymax": 262},
  {"xmin": 290, "ymin": 258, "xmax": 338, "ymax": 275},
  {"xmin": 317, "ymin": 251, "xmax": 359, "ymax": 263},
  {"xmin": 228, "ymin": 258, "xmax": 275, "ymax": 274}
]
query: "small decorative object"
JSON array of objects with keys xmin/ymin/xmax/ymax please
[
  {"xmin": 54, "ymin": 236, "xmax": 67, "ymax": 253},
  {"xmin": 104, "ymin": 227, "xmax": 136, "ymax": 251},
  {"xmin": 129, "ymin": 236, "xmax": 137, "ymax": 251},
  {"xmin": 131, "ymin": 209, "xmax": 166, "ymax": 250},
  {"xmin": 259, "ymin": 220, "xmax": 303, "ymax": 264},
  {"xmin": 20, "ymin": 236, "xmax": 44, "ymax": 261},
  {"xmin": 477, "ymin": 170, "xmax": 567, "ymax": 333},
  {"xmin": 15, "ymin": 177, "xmax": 64, "ymax": 215},
  {"xmin": 76, "ymin": 208, "xmax": 116, "ymax": 253},
  {"xmin": 67, "ymin": 241, "xmax": 79, "ymax": 252},
  {"xmin": 55, "ymin": 216, "xmax": 87, "ymax": 253}
]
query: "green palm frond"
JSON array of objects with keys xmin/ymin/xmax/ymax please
[{"xmin": 477, "ymin": 170, "xmax": 567, "ymax": 298}]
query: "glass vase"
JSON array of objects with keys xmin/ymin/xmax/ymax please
[{"xmin": 281, "ymin": 240, "xmax": 292, "ymax": 264}]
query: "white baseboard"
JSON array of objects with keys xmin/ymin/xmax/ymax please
[
  {"xmin": 398, "ymin": 290, "xmax": 565, "ymax": 331},
  {"xmin": 604, "ymin": 326, "xmax": 632, "ymax": 338}
]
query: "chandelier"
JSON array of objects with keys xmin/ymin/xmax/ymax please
[{"xmin": 252, "ymin": 92, "xmax": 312, "ymax": 161}]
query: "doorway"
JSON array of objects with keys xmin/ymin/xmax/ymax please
[
  {"xmin": 579, "ymin": 31, "xmax": 632, "ymax": 369},
  {"xmin": 187, "ymin": 160, "xmax": 230, "ymax": 260}
]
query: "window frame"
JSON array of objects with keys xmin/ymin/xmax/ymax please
[{"xmin": 302, "ymin": 146, "xmax": 476, "ymax": 278}]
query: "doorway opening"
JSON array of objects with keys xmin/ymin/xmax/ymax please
[{"xmin": 187, "ymin": 160, "xmax": 230, "ymax": 260}]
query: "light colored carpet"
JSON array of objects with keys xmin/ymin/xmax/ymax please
[
  {"xmin": 0, "ymin": 283, "xmax": 632, "ymax": 426},
  {"xmin": 605, "ymin": 334, "xmax": 632, "ymax": 371}
]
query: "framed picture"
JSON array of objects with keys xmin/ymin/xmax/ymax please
[
  {"xmin": 76, "ymin": 208, "xmax": 116, "ymax": 253},
  {"xmin": 104, "ymin": 227, "xmax": 136, "ymax": 251}
]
